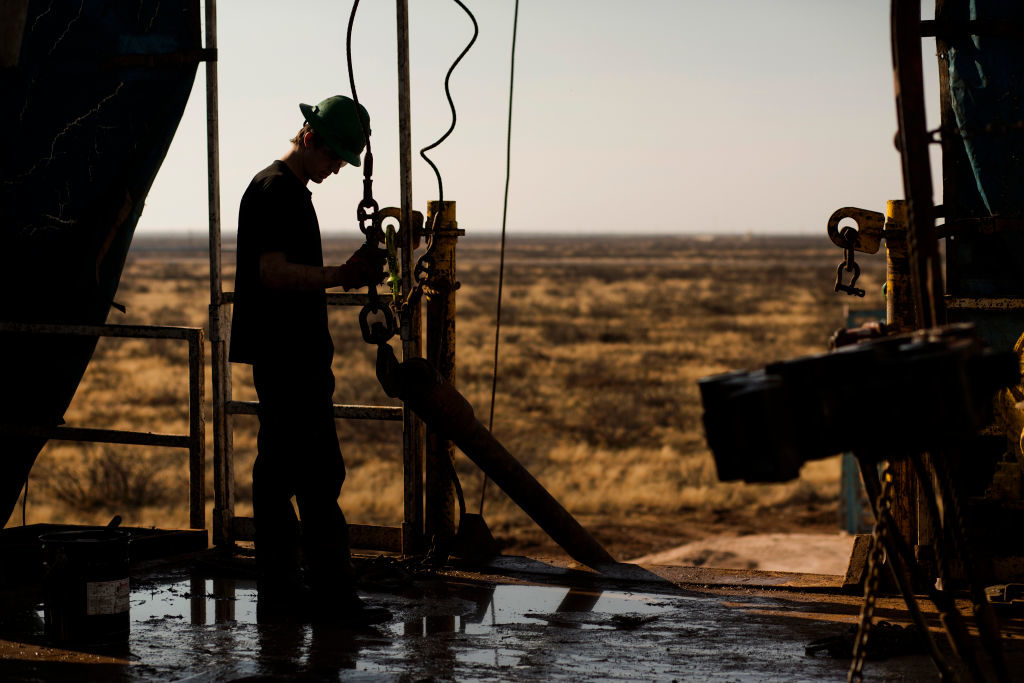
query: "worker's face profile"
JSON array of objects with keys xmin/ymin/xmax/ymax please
[{"xmin": 308, "ymin": 145, "xmax": 347, "ymax": 184}]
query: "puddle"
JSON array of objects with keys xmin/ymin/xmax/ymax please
[
  {"xmin": 118, "ymin": 579, "xmax": 673, "ymax": 633},
  {"xmin": 34, "ymin": 578, "xmax": 260, "ymax": 627},
  {"xmin": 390, "ymin": 583, "xmax": 679, "ymax": 671},
  {"xmin": 131, "ymin": 578, "xmax": 258, "ymax": 625},
  {"xmin": 396, "ymin": 584, "xmax": 673, "ymax": 636},
  {"xmin": 121, "ymin": 578, "xmax": 679, "ymax": 674},
  {"xmin": 7, "ymin": 571, "xmax": 952, "ymax": 681}
]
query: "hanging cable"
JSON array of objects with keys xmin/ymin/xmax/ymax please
[
  {"xmin": 346, "ymin": 0, "xmax": 380, "ymax": 239},
  {"xmin": 347, "ymin": 0, "xmax": 398, "ymax": 344},
  {"xmin": 419, "ymin": 0, "xmax": 479, "ymax": 208},
  {"xmin": 346, "ymin": 0, "xmax": 371, "ymax": 161},
  {"xmin": 479, "ymin": 0, "xmax": 519, "ymax": 516}
]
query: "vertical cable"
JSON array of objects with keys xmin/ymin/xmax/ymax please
[
  {"xmin": 346, "ymin": 0, "xmax": 371, "ymax": 157},
  {"xmin": 419, "ymin": 0, "xmax": 479, "ymax": 206},
  {"xmin": 480, "ymin": 0, "xmax": 519, "ymax": 515}
]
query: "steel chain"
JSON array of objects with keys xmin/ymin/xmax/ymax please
[
  {"xmin": 849, "ymin": 462, "xmax": 894, "ymax": 683},
  {"xmin": 357, "ymin": 152, "xmax": 380, "ymax": 237},
  {"xmin": 351, "ymin": 150, "xmax": 398, "ymax": 346},
  {"xmin": 835, "ymin": 226, "xmax": 866, "ymax": 297}
]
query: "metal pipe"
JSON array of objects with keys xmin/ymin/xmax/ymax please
[
  {"xmin": 379, "ymin": 351, "xmax": 616, "ymax": 569},
  {"xmin": 0, "ymin": 322, "xmax": 199, "ymax": 339},
  {"xmin": 891, "ymin": 0, "xmax": 946, "ymax": 329},
  {"xmin": 188, "ymin": 329, "xmax": 206, "ymax": 531},
  {"xmin": 424, "ymin": 201, "xmax": 461, "ymax": 543},
  {"xmin": 204, "ymin": 0, "xmax": 233, "ymax": 545},
  {"xmin": 884, "ymin": 200, "xmax": 921, "ymax": 556},
  {"xmin": 225, "ymin": 400, "xmax": 403, "ymax": 420},
  {"xmin": 885, "ymin": 201, "xmax": 916, "ymax": 334},
  {"xmin": 0, "ymin": 425, "xmax": 190, "ymax": 448},
  {"xmin": 396, "ymin": 0, "xmax": 424, "ymax": 555},
  {"xmin": 205, "ymin": 0, "xmax": 221, "ymax": 307}
]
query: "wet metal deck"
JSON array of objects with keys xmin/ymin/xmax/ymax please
[{"xmin": 1, "ymin": 553, "xmax": 1022, "ymax": 681}]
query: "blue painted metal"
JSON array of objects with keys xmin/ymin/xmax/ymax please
[
  {"xmin": 948, "ymin": 0, "xmax": 1024, "ymax": 217},
  {"xmin": 0, "ymin": 0, "xmax": 202, "ymax": 524},
  {"xmin": 945, "ymin": 0, "xmax": 1024, "ymax": 351}
]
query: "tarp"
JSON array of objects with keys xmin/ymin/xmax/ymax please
[
  {"xmin": 0, "ymin": 0, "xmax": 202, "ymax": 525},
  {"xmin": 948, "ymin": 0, "xmax": 1024, "ymax": 216}
]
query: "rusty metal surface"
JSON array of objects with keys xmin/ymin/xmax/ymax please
[
  {"xmin": 826, "ymin": 207, "xmax": 885, "ymax": 254},
  {"xmin": 946, "ymin": 297, "xmax": 1024, "ymax": 311},
  {"xmin": 884, "ymin": 200, "xmax": 917, "ymax": 334},
  {"xmin": 892, "ymin": 0, "xmax": 946, "ymax": 330},
  {"xmin": 878, "ymin": 201, "xmax": 920, "ymax": 555},
  {"xmin": 424, "ymin": 200, "xmax": 461, "ymax": 544}
]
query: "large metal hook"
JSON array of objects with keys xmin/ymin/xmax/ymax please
[{"xmin": 827, "ymin": 207, "xmax": 885, "ymax": 255}]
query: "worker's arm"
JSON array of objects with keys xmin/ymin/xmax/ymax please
[{"xmin": 258, "ymin": 244, "xmax": 386, "ymax": 291}]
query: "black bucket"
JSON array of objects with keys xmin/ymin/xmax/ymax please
[{"xmin": 40, "ymin": 529, "xmax": 131, "ymax": 646}]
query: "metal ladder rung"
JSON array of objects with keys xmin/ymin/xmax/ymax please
[
  {"xmin": 226, "ymin": 400, "xmax": 403, "ymax": 421},
  {"xmin": 230, "ymin": 516, "xmax": 403, "ymax": 551},
  {"xmin": 220, "ymin": 291, "xmax": 381, "ymax": 307}
]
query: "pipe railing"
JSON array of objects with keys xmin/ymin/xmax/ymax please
[{"xmin": 0, "ymin": 322, "xmax": 206, "ymax": 531}]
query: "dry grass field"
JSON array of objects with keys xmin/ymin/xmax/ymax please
[{"xmin": 12, "ymin": 233, "xmax": 886, "ymax": 562}]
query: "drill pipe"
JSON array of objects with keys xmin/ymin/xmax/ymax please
[{"xmin": 377, "ymin": 344, "xmax": 616, "ymax": 570}]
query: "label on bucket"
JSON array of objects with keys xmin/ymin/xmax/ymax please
[{"xmin": 85, "ymin": 578, "xmax": 130, "ymax": 616}]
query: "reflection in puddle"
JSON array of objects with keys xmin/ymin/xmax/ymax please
[
  {"xmin": 126, "ymin": 578, "xmax": 673, "ymax": 633},
  {"xmin": 51, "ymin": 576, "xmax": 680, "ymax": 678},
  {"xmin": 395, "ymin": 583, "xmax": 675, "ymax": 669},
  {"xmin": 131, "ymin": 578, "xmax": 257, "ymax": 625},
  {"xmin": 398, "ymin": 584, "xmax": 672, "ymax": 636}
]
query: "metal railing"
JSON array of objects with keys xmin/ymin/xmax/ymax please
[
  {"xmin": 213, "ymin": 295, "xmax": 408, "ymax": 552},
  {"xmin": 0, "ymin": 322, "xmax": 206, "ymax": 531}
]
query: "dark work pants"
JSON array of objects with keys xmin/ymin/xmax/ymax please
[{"xmin": 252, "ymin": 360, "xmax": 354, "ymax": 595}]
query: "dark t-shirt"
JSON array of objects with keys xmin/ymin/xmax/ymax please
[{"xmin": 229, "ymin": 160, "xmax": 333, "ymax": 366}]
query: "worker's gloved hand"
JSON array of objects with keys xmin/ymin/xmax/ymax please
[{"xmin": 340, "ymin": 243, "xmax": 388, "ymax": 290}]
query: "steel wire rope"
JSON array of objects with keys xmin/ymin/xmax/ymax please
[
  {"xmin": 479, "ymin": 0, "xmax": 518, "ymax": 516},
  {"xmin": 346, "ymin": 0, "xmax": 371, "ymax": 159},
  {"xmin": 419, "ymin": 0, "xmax": 479, "ymax": 209}
]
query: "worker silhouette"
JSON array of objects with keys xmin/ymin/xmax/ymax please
[{"xmin": 229, "ymin": 95, "xmax": 390, "ymax": 625}]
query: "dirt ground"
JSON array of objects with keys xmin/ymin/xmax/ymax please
[
  {"xmin": 12, "ymin": 233, "xmax": 886, "ymax": 572},
  {"xmin": 507, "ymin": 502, "xmax": 844, "ymax": 563}
]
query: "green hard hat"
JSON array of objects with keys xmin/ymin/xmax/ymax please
[{"xmin": 298, "ymin": 95, "xmax": 371, "ymax": 167}]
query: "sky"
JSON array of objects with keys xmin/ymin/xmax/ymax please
[{"xmin": 138, "ymin": 0, "xmax": 942, "ymax": 236}]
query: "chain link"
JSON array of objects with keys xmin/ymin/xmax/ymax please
[
  {"xmin": 357, "ymin": 152, "xmax": 380, "ymax": 237},
  {"xmin": 352, "ymin": 150, "xmax": 397, "ymax": 346},
  {"xmin": 835, "ymin": 226, "xmax": 866, "ymax": 297},
  {"xmin": 849, "ymin": 462, "xmax": 894, "ymax": 683}
]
